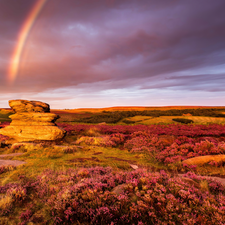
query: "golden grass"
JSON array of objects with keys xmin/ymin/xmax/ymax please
[
  {"xmin": 0, "ymin": 195, "xmax": 12, "ymax": 210},
  {"xmin": 120, "ymin": 115, "xmax": 225, "ymax": 125},
  {"xmin": 0, "ymin": 143, "xmax": 158, "ymax": 185}
]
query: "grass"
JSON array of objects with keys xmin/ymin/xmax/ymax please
[
  {"xmin": 0, "ymin": 142, "xmax": 159, "ymax": 185},
  {"xmin": 119, "ymin": 115, "xmax": 225, "ymax": 125},
  {"xmin": 0, "ymin": 111, "xmax": 12, "ymax": 122}
]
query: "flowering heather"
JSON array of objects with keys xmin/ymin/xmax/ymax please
[
  {"xmin": 0, "ymin": 167, "xmax": 225, "ymax": 224},
  {"xmin": 76, "ymin": 133, "xmax": 127, "ymax": 147},
  {"xmin": 56, "ymin": 123, "xmax": 225, "ymax": 166},
  {"xmin": 155, "ymin": 140, "xmax": 225, "ymax": 164},
  {"xmin": 57, "ymin": 123, "xmax": 225, "ymax": 137}
]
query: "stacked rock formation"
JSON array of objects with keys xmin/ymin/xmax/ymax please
[{"xmin": 0, "ymin": 100, "xmax": 66, "ymax": 142}]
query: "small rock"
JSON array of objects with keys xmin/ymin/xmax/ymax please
[
  {"xmin": 130, "ymin": 164, "xmax": 138, "ymax": 170},
  {"xmin": 112, "ymin": 184, "xmax": 126, "ymax": 195}
]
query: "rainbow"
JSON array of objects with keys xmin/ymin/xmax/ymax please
[{"xmin": 8, "ymin": 0, "xmax": 48, "ymax": 84}]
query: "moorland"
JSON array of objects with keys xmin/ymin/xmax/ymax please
[{"xmin": 0, "ymin": 106, "xmax": 225, "ymax": 224}]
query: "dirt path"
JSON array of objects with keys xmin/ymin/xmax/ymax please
[{"xmin": 0, "ymin": 153, "xmax": 24, "ymax": 158}]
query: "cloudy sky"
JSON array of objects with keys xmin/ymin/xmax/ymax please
[{"xmin": 0, "ymin": 0, "xmax": 225, "ymax": 109}]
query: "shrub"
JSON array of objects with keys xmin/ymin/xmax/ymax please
[
  {"xmin": 122, "ymin": 119, "xmax": 135, "ymax": 124},
  {"xmin": 172, "ymin": 118, "xmax": 194, "ymax": 124}
]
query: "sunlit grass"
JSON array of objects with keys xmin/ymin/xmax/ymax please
[
  {"xmin": 119, "ymin": 115, "xmax": 225, "ymax": 125},
  {"xmin": 0, "ymin": 142, "xmax": 160, "ymax": 185}
]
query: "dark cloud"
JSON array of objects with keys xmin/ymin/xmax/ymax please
[
  {"xmin": 0, "ymin": 0, "xmax": 225, "ymax": 107},
  {"xmin": 141, "ymin": 74, "xmax": 225, "ymax": 92}
]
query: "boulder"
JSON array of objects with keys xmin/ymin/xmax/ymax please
[
  {"xmin": 9, "ymin": 100, "xmax": 50, "ymax": 113},
  {"xmin": 0, "ymin": 100, "xmax": 66, "ymax": 142},
  {"xmin": 182, "ymin": 155, "xmax": 225, "ymax": 166}
]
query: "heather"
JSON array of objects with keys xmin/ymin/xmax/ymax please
[
  {"xmin": 0, "ymin": 119, "xmax": 225, "ymax": 224},
  {"xmin": 0, "ymin": 167, "xmax": 225, "ymax": 224},
  {"xmin": 57, "ymin": 123, "xmax": 225, "ymax": 167},
  {"xmin": 57, "ymin": 123, "xmax": 225, "ymax": 137}
]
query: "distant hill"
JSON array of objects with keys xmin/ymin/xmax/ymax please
[{"xmin": 51, "ymin": 106, "xmax": 225, "ymax": 114}]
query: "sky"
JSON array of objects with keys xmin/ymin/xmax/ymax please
[{"xmin": 0, "ymin": 0, "xmax": 225, "ymax": 109}]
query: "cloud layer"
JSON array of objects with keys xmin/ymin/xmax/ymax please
[{"xmin": 0, "ymin": 0, "xmax": 225, "ymax": 108}]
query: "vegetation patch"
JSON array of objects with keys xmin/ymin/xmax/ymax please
[{"xmin": 172, "ymin": 118, "xmax": 194, "ymax": 124}]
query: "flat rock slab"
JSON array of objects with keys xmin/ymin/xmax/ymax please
[
  {"xmin": 0, "ymin": 159, "xmax": 26, "ymax": 166},
  {"xmin": 0, "ymin": 153, "xmax": 24, "ymax": 158},
  {"xmin": 182, "ymin": 155, "xmax": 225, "ymax": 165}
]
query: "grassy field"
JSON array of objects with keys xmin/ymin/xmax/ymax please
[{"xmin": 120, "ymin": 115, "xmax": 225, "ymax": 125}]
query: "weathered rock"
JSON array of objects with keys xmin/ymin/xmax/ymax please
[
  {"xmin": 0, "ymin": 100, "xmax": 66, "ymax": 142},
  {"xmin": 0, "ymin": 125, "xmax": 65, "ymax": 142},
  {"xmin": 182, "ymin": 155, "xmax": 225, "ymax": 166},
  {"xmin": 10, "ymin": 113, "xmax": 59, "ymax": 126},
  {"xmin": 9, "ymin": 100, "xmax": 50, "ymax": 113}
]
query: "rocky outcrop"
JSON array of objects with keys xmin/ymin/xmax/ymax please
[
  {"xmin": 182, "ymin": 155, "xmax": 225, "ymax": 166},
  {"xmin": 0, "ymin": 100, "xmax": 66, "ymax": 142}
]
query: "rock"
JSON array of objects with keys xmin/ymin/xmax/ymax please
[
  {"xmin": 130, "ymin": 164, "xmax": 138, "ymax": 170},
  {"xmin": 10, "ymin": 113, "xmax": 59, "ymax": 126},
  {"xmin": 0, "ymin": 159, "xmax": 26, "ymax": 166},
  {"xmin": 9, "ymin": 99, "xmax": 50, "ymax": 113},
  {"xmin": 180, "ymin": 177, "xmax": 200, "ymax": 188},
  {"xmin": 112, "ymin": 184, "xmax": 126, "ymax": 195},
  {"xmin": 182, "ymin": 155, "xmax": 225, "ymax": 166},
  {"xmin": 0, "ymin": 125, "xmax": 65, "ymax": 142},
  {"xmin": 0, "ymin": 100, "xmax": 66, "ymax": 142}
]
